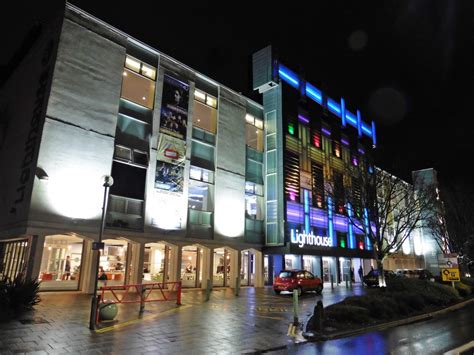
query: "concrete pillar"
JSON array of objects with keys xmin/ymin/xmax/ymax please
[
  {"xmin": 172, "ymin": 245, "xmax": 182, "ymax": 283},
  {"xmin": 231, "ymin": 249, "xmax": 241, "ymax": 289},
  {"xmin": 254, "ymin": 250, "xmax": 264, "ymax": 287},
  {"xmin": 26, "ymin": 235, "xmax": 45, "ymax": 282},
  {"xmin": 82, "ymin": 239, "xmax": 99, "ymax": 294},
  {"xmin": 129, "ymin": 242, "xmax": 145, "ymax": 285},
  {"xmin": 167, "ymin": 244, "xmax": 179, "ymax": 282},
  {"xmin": 202, "ymin": 247, "xmax": 213, "ymax": 289}
]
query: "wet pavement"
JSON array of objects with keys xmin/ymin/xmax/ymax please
[
  {"xmin": 0, "ymin": 284, "xmax": 364, "ymax": 354},
  {"xmin": 279, "ymin": 303, "xmax": 474, "ymax": 355}
]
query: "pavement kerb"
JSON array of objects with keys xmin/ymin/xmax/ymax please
[{"xmin": 303, "ymin": 296, "xmax": 474, "ymax": 342}]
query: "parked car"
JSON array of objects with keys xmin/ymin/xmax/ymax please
[
  {"xmin": 362, "ymin": 269, "xmax": 396, "ymax": 287},
  {"xmin": 273, "ymin": 270, "xmax": 323, "ymax": 295},
  {"xmin": 394, "ymin": 268, "xmax": 434, "ymax": 281}
]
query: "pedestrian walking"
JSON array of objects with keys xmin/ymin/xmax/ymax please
[{"xmin": 358, "ymin": 265, "xmax": 363, "ymax": 281}]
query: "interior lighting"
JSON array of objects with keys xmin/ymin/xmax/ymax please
[{"xmin": 288, "ymin": 123, "xmax": 295, "ymax": 135}]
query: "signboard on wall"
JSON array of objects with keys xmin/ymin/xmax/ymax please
[
  {"xmin": 157, "ymin": 134, "xmax": 186, "ymax": 165},
  {"xmin": 159, "ymin": 75, "xmax": 189, "ymax": 140}
]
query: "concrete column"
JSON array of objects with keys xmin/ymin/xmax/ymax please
[
  {"xmin": 26, "ymin": 235, "xmax": 45, "ymax": 282},
  {"xmin": 167, "ymin": 244, "xmax": 179, "ymax": 282},
  {"xmin": 231, "ymin": 249, "xmax": 241, "ymax": 289},
  {"xmin": 82, "ymin": 239, "xmax": 99, "ymax": 294},
  {"xmin": 129, "ymin": 242, "xmax": 145, "ymax": 285},
  {"xmin": 202, "ymin": 247, "xmax": 213, "ymax": 289},
  {"xmin": 254, "ymin": 250, "xmax": 264, "ymax": 287},
  {"xmin": 172, "ymin": 245, "xmax": 182, "ymax": 283}
]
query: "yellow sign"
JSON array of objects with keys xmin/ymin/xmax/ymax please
[{"xmin": 441, "ymin": 268, "xmax": 460, "ymax": 282}]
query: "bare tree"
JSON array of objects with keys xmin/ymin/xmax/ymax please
[
  {"xmin": 343, "ymin": 167, "xmax": 437, "ymax": 286},
  {"xmin": 426, "ymin": 181, "xmax": 474, "ymax": 273}
]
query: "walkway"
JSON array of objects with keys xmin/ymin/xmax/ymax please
[{"xmin": 0, "ymin": 284, "xmax": 364, "ymax": 354}]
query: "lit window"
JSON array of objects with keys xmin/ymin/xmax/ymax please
[
  {"xmin": 245, "ymin": 114, "xmax": 254, "ymax": 124},
  {"xmin": 190, "ymin": 166, "xmax": 214, "ymax": 184},
  {"xmin": 121, "ymin": 68, "xmax": 156, "ymax": 109},
  {"xmin": 206, "ymin": 96, "xmax": 217, "ymax": 108},
  {"xmin": 333, "ymin": 141, "xmax": 341, "ymax": 158},
  {"xmin": 141, "ymin": 64, "xmax": 156, "ymax": 80},
  {"xmin": 312, "ymin": 131, "xmax": 321, "ymax": 148},
  {"xmin": 255, "ymin": 119, "xmax": 263, "ymax": 129},
  {"xmin": 193, "ymin": 100, "xmax": 217, "ymax": 134},
  {"xmin": 194, "ymin": 89, "xmax": 206, "ymax": 102},
  {"xmin": 125, "ymin": 56, "xmax": 141, "ymax": 73}
]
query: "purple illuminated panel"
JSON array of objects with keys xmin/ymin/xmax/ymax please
[
  {"xmin": 287, "ymin": 201, "xmax": 303, "ymax": 223},
  {"xmin": 321, "ymin": 128, "xmax": 331, "ymax": 136},
  {"xmin": 334, "ymin": 214, "xmax": 348, "ymax": 233},
  {"xmin": 358, "ymin": 148, "xmax": 365, "ymax": 155},
  {"xmin": 298, "ymin": 114, "xmax": 309, "ymax": 124},
  {"xmin": 341, "ymin": 138, "xmax": 350, "ymax": 146},
  {"xmin": 310, "ymin": 207, "xmax": 327, "ymax": 228}
]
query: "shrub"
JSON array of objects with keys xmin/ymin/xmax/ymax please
[
  {"xmin": 324, "ymin": 304, "xmax": 372, "ymax": 325},
  {"xmin": 393, "ymin": 291, "xmax": 425, "ymax": 312},
  {"xmin": 0, "ymin": 275, "xmax": 41, "ymax": 319},
  {"xmin": 461, "ymin": 277, "xmax": 474, "ymax": 288},
  {"xmin": 455, "ymin": 282, "xmax": 472, "ymax": 297}
]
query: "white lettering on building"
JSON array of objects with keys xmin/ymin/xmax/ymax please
[{"xmin": 290, "ymin": 229, "xmax": 332, "ymax": 248}]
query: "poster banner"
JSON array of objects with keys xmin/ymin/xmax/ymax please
[
  {"xmin": 159, "ymin": 74, "xmax": 189, "ymax": 140},
  {"xmin": 157, "ymin": 134, "xmax": 186, "ymax": 165},
  {"xmin": 155, "ymin": 160, "xmax": 184, "ymax": 192}
]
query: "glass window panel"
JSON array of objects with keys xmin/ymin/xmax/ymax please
[
  {"xmin": 246, "ymin": 159, "xmax": 263, "ymax": 185},
  {"xmin": 206, "ymin": 95, "xmax": 217, "ymax": 108},
  {"xmin": 193, "ymin": 101, "xmax": 217, "ymax": 134},
  {"xmin": 133, "ymin": 150, "xmax": 148, "ymax": 166},
  {"xmin": 194, "ymin": 89, "xmax": 206, "ymax": 102},
  {"xmin": 245, "ymin": 195, "xmax": 264, "ymax": 220},
  {"xmin": 121, "ymin": 68, "xmax": 155, "ymax": 109},
  {"xmin": 125, "ymin": 56, "xmax": 141, "ymax": 73},
  {"xmin": 255, "ymin": 119, "xmax": 263, "ymax": 129},
  {"xmin": 188, "ymin": 180, "xmax": 213, "ymax": 211},
  {"xmin": 266, "ymin": 134, "xmax": 276, "ymax": 150},
  {"xmin": 266, "ymin": 174, "xmax": 276, "ymax": 200},
  {"xmin": 141, "ymin": 63, "xmax": 156, "ymax": 80},
  {"xmin": 190, "ymin": 166, "xmax": 202, "ymax": 181},
  {"xmin": 266, "ymin": 150, "xmax": 276, "ymax": 174},
  {"xmin": 266, "ymin": 111, "xmax": 276, "ymax": 134},
  {"xmin": 191, "ymin": 141, "xmax": 215, "ymax": 170},
  {"xmin": 246, "ymin": 124, "xmax": 263, "ymax": 151},
  {"xmin": 114, "ymin": 145, "xmax": 132, "ymax": 161},
  {"xmin": 116, "ymin": 114, "xmax": 149, "ymax": 141},
  {"xmin": 245, "ymin": 113, "xmax": 254, "ymax": 124}
]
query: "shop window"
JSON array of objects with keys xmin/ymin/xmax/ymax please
[
  {"xmin": 193, "ymin": 100, "xmax": 217, "ymax": 134},
  {"xmin": 121, "ymin": 68, "xmax": 156, "ymax": 109},
  {"xmin": 188, "ymin": 180, "xmax": 213, "ymax": 211},
  {"xmin": 39, "ymin": 235, "xmax": 84, "ymax": 291},
  {"xmin": 191, "ymin": 140, "xmax": 215, "ymax": 170},
  {"xmin": 143, "ymin": 243, "xmax": 172, "ymax": 283},
  {"xmin": 99, "ymin": 240, "xmax": 128, "ymax": 286},
  {"xmin": 181, "ymin": 246, "xmax": 203, "ymax": 288},
  {"xmin": 190, "ymin": 166, "xmax": 214, "ymax": 184}
]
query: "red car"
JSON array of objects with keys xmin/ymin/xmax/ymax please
[{"xmin": 273, "ymin": 270, "xmax": 323, "ymax": 295}]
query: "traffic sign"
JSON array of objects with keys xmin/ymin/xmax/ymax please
[
  {"xmin": 441, "ymin": 268, "xmax": 460, "ymax": 282},
  {"xmin": 438, "ymin": 254, "xmax": 458, "ymax": 268}
]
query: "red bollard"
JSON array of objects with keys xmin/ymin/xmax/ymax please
[{"xmin": 176, "ymin": 281, "xmax": 182, "ymax": 306}]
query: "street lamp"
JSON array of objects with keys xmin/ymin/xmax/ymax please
[{"xmin": 89, "ymin": 175, "xmax": 114, "ymax": 330}]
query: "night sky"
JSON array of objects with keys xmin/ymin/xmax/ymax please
[{"xmin": 6, "ymin": 1, "xmax": 474, "ymax": 185}]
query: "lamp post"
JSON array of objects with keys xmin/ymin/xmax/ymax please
[{"xmin": 89, "ymin": 175, "xmax": 114, "ymax": 330}]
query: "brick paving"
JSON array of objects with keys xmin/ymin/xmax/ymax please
[{"xmin": 0, "ymin": 284, "xmax": 365, "ymax": 354}]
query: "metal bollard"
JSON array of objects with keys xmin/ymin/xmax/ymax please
[
  {"xmin": 312, "ymin": 300, "xmax": 324, "ymax": 332},
  {"xmin": 293, "ymin": 289, "xmax": 299, "ymax": 325},
  {"xmin": 139, "ymin": 285, "xmax": 146, "ymax": 315},
  {"xmin": 235, "ymin": 277, "xmax": 240, "ymax": 296},
  {"xmin": 205, "ymin": 279, "xmax": 212, "ymax": 302}
]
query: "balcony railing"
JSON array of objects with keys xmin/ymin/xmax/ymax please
[{"xmin": 106, "ymin": 194, "xmax": 144, "ymax": 230}]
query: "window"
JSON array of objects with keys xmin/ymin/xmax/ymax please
[
  {"xmin": 285, "ymin": 150, "xmax": 300, "ymax": 201},
  {"xmin": 338, "ymin": 232, "xmax": 347, "ymax": 248},
  {"xmin": 312, "ymin": 163, "xmax": 324, "ymax": 208},
  {"xmin": 194, "ymin": 89, "xmax": 218, "ymax": 108},
  {"xmin": 193, "ymin": 100, "xmax": 217, "ymax": 134},
  {"xmin": 332, "ymin": 140, "xmax": 341, "ymax": 158},
  {"xmin": 188, "ymin": 180, "xmax": 213, "ymax": 211},
  {"xmin": 245, "ymin": 182, "xmax": 264, "ymax": 221},
  {"xmin": 352, "ymin": 177, "xmax": 362, "ymax": 217},
  {"xmin": 245, "ymin": 114, "xmax": 264, "ymax": 152},
  {"xmin": 190, "ymin": 166, "xmax": 214, "ymax": 184},
  {"xmin": 312, "ymin": 130, "xmax": 321, "ymax": 149},
  {"xmin": 110, "ymin": 161, "xmax": 146, "ymax": 200},
  {"xmin": 192, "ymin": 127, "xmax": 215, "ymax": 145},
  {"xmin": 333, "ymin": 171, "xmax": 345, "ymax": 214},
  {"xmin": 191, "ymin": 141, "xmax": 215, "ymax": 170},
  {"xmin": 114, "ymin": 145, "xmax": 148, "ymax": 167},
  {"xmin": 121, "ymin": 68, "xmax": 156, "ymax": 109},
  {"xmin": 125, "ymin": 55, "xmax": 156, "ymax": 80},
  {"xmin": 116, "ymin": 114, "xmax": 151, "ymax": 149},
  {"xmin": 246, "ymin": 158, "xmax": 263, "ymax": 185}
]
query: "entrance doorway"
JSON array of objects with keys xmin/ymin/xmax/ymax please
[
  {"xmin": 213, "ymin": 248, "xmax": 232, "ymax": 287},
  {"xmin": 181, "ymin": 245, "xmax": 203, "ymax": 288},
  {"xmin": 143, "ymin": 243, "xmax": 173, "ymax": 284},
  {"xmin": 241, "ymin": 250, "xmax": 255, "ymax": 286}
]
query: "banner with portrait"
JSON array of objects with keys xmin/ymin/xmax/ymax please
[
  {"xmin": 157, "ymin": 134, "xmax": 186, "ymax": 165},
  {"xmin": 159, "ymin": 74, "xmax": 189, "ymax": 140}
]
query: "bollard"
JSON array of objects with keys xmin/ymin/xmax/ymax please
[
  {"xmin": 293, "ymin": 289, "xmax": 299, "ymax": 325},
  {"xmin": 176, "ymin": 281, "xmax": 182, "ymax": 305},
  {"xmin": 330, "ymin": 274, "xmax": 334, "ymax": 290},
  {"xmin": 235, "ymin": 277, "xmax": 240, "ymax": 296},
  {"xmin": 205, "ymin": 279, "xmax": 212, "ymax": 302},
  {"xmin": 345, "ymin": 274, "xmax": 349, "ymax": 288},
  {"xmin": 139, "ymin": 285, "xmax": 146, "ymax": 315},
  {"xmin": 311, "ymin": 300, "xmax": 324, "ymax": 332}
]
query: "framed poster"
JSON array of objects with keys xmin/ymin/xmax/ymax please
[
  {"xmin": 155, "ymin": 160, "xmax": 184, "ymax": 192},
  {"xmin": 159, "ymin": 75, "xmax": 189, "ymax": 140}
]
